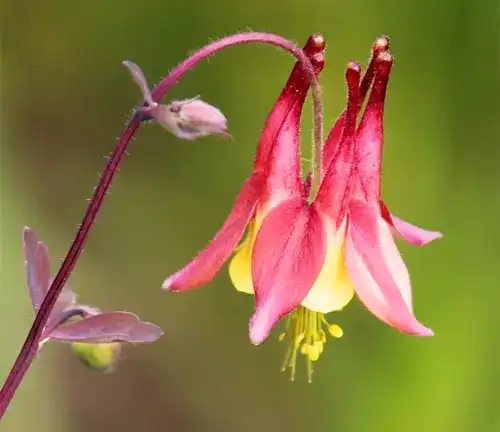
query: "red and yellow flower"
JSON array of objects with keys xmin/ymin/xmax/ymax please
[{"xmin": 164, "ymin": 35, "xmax": 441, "ymax": 380}]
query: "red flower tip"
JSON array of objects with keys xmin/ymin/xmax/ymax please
[
  {"xmin": 373, "ymin": 35, "xmax": 390, "ymax": 53},
  {"xmin": 304, "ymin": 34, "xmax": 326, "ymax": 55},
  {"xmin": 322, "ymin": 37, "xmax": 390, "ymax": 175},
  {"xmin": 356, "ymin": 37, "xmax": 390, "ymax": 103},
  {"xmin": 346, "ymin": 61, "xmax": 361, "ymax": 88},
  {"xmin": 301, "ymin": 35, "xmax": 325, "ymax": 79}
]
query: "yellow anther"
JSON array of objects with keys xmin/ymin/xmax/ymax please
[
  {"xmin": 278, "ymin": 332, "xmax": 286, "ymax": 342},
  {"xmin": 306, "ymin": 342, "xmax": 323, "ymax": 361},
  {"xmin": 328, "ymin": 324, "xmax": 344, "ymax": 338},
  {"xmin": 315, "ymin": 340, "xmax": 324, "ymax": 355}
]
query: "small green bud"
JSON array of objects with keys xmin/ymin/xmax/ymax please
[{"xmin": 71, "ymin": 342, "xmax": 121, "ymax": 373}]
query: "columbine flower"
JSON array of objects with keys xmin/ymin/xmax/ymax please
[
  {"xmin": 123, "ymin": 60, "xmax": 230, "ymax": 140},
  {"xmin": 24, "ymin": 228, "xmax": 163, "ymax": 371},
  {"xmin": 163, "ymin": 35, "xmax": 442, "ymax": 381}
]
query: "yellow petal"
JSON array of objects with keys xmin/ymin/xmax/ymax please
[
  {"xmin": 229, "ymin": 219, "xmax": 257, "ymax": 294},
  {"xmin": 301, "ymin": 218, "xmax": 355, "ymax": 313}
]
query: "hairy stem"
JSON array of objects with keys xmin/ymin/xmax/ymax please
[{"xmin": 0, "ymin": 32, "xmax": 323, "ymax": 418}]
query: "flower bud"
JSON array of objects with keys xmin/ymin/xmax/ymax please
[
  {"xmin": 71, "ymin": 342, "xmax": 121, "ymax": 373},
  {"xmin": 150, "ymin": 97, "xmax": 231, "ymax": 140},
  {"xmin": 123, "ymin": 61, "xmax": 230, "ymax": 140}
]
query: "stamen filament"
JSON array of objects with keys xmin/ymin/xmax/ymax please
[{"xmin": 279, "ymin": 306, "xmax": 343, "ymax": 382}]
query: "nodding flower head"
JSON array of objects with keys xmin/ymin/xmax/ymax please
[
  {"xmin": 23, "ymin": 228, "xmax": 163, "ymax": 372},
  {"xmin": 123, "ymin": 60, "xmax": 230, "ymax": 140},
  {"xmin": 163, "ymin": 35, "xmax": 442, "ymax": 382}
]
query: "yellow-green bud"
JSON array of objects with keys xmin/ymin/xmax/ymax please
[{"xmin": 71, "ymin": 342, "xmax": 121, "ymax": 373}]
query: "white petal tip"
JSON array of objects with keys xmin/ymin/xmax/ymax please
[
  {"xmin": 420, "ymin": 327, "xmax": 434, "ymax": 337},
  {"xmin": 249, "ymin": 332, "xmax": 265, "ymax": 346},
  {"xmin": 421, "ymin": 231, "xmax": 443, "ymax": 245},
  {"xmin": 248, "ymin": 311, "xmax": 273, "ymax": 346},
  {"xmin": 146, "ymin": 326, "xmax": 165, "ymax": 341},
  {"xmin": 161, "ymin": 278, "xmax": 173, "ymax": 291},
  {"xmin": 401, "ymin": 324, "xmax": 434, "ymax": 337}
]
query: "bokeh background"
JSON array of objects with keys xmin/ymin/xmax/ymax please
[{"xmin": 1, "ymin": 0, "xmax": 499, "ymax": 431}]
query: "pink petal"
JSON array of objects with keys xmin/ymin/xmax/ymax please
[
  {"xmin": 23, "ymin": 228, "xmax": 51, "ymax": 312},
  {"xmin": 163, "ymin": 175, "xmax": 262, "ymax": 291},
  {"xmin": 345, "ymin": 199, "xmax": 433, "ymax": 336},
  {"xmin": 380, "ymin": 201, "xmax": 443, "ymax": 246},
  {"xmin": 254, "ymin": 35, "xmax": 325, "ymax": 174},
  {"xmin": 49, "ymin": 312, "xmax": 163, "ymax": 343},
  {"xmin": 316, "ymin": 63, "xmax": 360, "ymax": 223},
  {"xmin": 355, "ymin": 52, "xmax": 393, "ymax": 201},
  {"xmin": 249, "ymin": 198, "xmax": 327, "ymax": 344}
]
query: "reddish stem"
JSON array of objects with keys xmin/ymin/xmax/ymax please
[{"xmin": 0, "ymin": 32, "xmax": 322, "ymax": 418}]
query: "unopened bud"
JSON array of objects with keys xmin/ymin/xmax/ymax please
[
  {"xmin": 123, "ymin": 60, "xmax": 230, "ymax": 140},
  {"xmin": 150, "ymin": 97, "xmax": 231, "ymax": 140},
  {"xmin": 71, "ymin": 342, "xmax": 121, "ymax": 373}
]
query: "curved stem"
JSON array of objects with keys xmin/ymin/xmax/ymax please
[
  {"xmin": 150, "ymin": 33, "xmax": 323, "ymax": 146},
  {"xmin": 0, "ymin": 32, "xmax": 323, "ymax": 418}
]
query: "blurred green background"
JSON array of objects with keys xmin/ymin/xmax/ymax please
[{"xmin": 1, "ymin": 0, "xmax": 499, "ymax": 431}]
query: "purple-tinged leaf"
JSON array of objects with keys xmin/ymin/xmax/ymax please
[
  {"xmin": 23, "ymin": 227, "xmax": 77, "ymax": 329},
  {"xmin": 23, "ymin": 227, "xmax": 51, "ymax": 312},
  {"xmin": 48, "ymin": 312, "xmax": 163, "ymax": 343}
]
